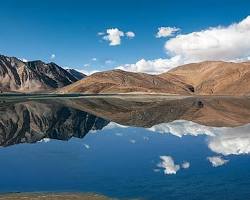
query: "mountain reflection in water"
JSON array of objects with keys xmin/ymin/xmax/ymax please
[
  {"xmin": 1, "ymin": 96, "xmax": 250, "ymax": 199},
  {"xmin": 1, "ymin": 96, "xmax": 250, "ymax": 147}
]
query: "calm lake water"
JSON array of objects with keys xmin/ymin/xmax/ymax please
[{"xmin": 0, "ymin": 96, "xmax": 250, "ymax": 199}]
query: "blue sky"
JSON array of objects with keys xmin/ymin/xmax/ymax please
[{"xmin": 0, "ymin": 0, "xmax": 250, "ymax": 73}]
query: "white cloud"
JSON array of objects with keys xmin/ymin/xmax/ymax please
[
  {"xmin": 83, "ymin": 144, "xmax": 90, "ymax": 149},
  {"xmin": 115, "ymin": 133, "xmax": 123, "ymax": 136},
  {"xmin": 208, "ymin": 124, "xmax": 250, "ymax": 156},
  {"xmin": 92, "ymin": 58, "xmax": 97, "ymax": 61},
  {"xmin": 105, "ymin": 59, "xmax": 115, "ymax": 65},
  {"xmin": 103, "ymin": 122, "xmax": 128, "ymax": 130},
  {"xmin": 143, "ymin": 136, "xmax": 149, "ymax": 141},
  {"xmin": 118, "ymin": 16, "xmax": 250, "ymax": 74},
  {"xmin": 22, "ymin": 58, "xmax": 28, "ymax": 62},
  {"xmin": 153, "ymin": 168, "xmax": 160, "ymax": 172},
  {"xmin": 148, "ymin": 120, "xmax": 250, "ymax": 157},
  {"xmin": 81, "ymin": 63, "xmax": 101, "ymax": 75},
  {"xmin": 101, "ymin": 28, "xmax": 135, "ymax": 46},
  {"xmin": 156, "ymin": 27, "xmax": 180, "ymax": 38},
  {"xmin": 130, "ymin": 139, "xmax": 136, "ymax": 144},
  {"xmin": 97, "ymin": 32, "xmax": 105, "ymax": 36},
  {"xmin": 79, "ymin": 69, "xmax": 100, "ymax": 76},
  {"xmin": 116, "ymin": 56, "xmax": 183, "ymax": 74},
  {"xmin": 207, "ymin": 156, "xmax": 229, "ymax": 167},
  {"xmin": 50, "ymin": 54, "xmax": 56, "ymax": 59},
  {"xmin": 102, "ymin": 28, "xmax": 124, "ymax": 46},
  {"xmin": 182, "ymin": 161, "xmax": 190, "ymax": 169},
  {"xmin": 38, "ymin": 138, "xmax": 51, "ymax": 143},
  {"xmin": 148, "ymin": 120, "xmax": 214, "ymax": 137},
  {"xmin": 165, "ymin": 16, "xmax": 250, "ymax": 63},
  {"xmin": 126, "ymin": 31, "xmax": 135, "ymax": 38},
  {"xmin": 158, "ymin": 156, "xmax": 180, "ymax": 174},
  {"xmin": 84, "ymin": 63, "xmax": 90, "ymax": 67}
]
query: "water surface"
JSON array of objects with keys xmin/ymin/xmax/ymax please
[{"xmin": 0, "ymin": 96, "xmax": 250, "ymax": 199}]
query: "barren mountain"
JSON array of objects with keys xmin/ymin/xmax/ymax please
[
  {"xmin": 1, "ymin": 53, "xmax": 250, "ymax": 95},
  {"xmin": 161, "ymin": 61, "xmax": 250, "ymax": 95},
  {"xmin": 0, "ymin": 55, "xmax": 84, "ymax": 92},
  {"xmin": 57, "ymin": 69, "xmax": 193, "ymax": 94},
  {"xmin": 58, "ymin": 61, "xmax": 250, "ymax": 95},
  {"xmin": 66, "ymin": 68, "xmax": 86, "ymax": 80}
]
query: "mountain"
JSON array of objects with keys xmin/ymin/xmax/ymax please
[
  {"xmin": 57, "ymin": 69, "xmax": 194, "ymax": 94},
  {"xmin": 1, "ymin": 53, "xmax": 250, "ymax": 95},
  {"xmin": 162, "ymin": 61, "xmax": 250, "ymax": 95},
  {"xmin": 0, "ymin": 55, "xmax": 83, "ymax": 93},
  {"xmin": 58, "ymin": 61, "xmax": 250, "ymax": 95},
  {"xmin": 66, "ymin": 68, "xmax": 86, "ymax": 80},
  {"xmin": 0, "ymin": 100, "xmax": 109, "ymax": 146}
]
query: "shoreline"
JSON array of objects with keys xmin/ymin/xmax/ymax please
[
  {"xmin": 0, "ymin": 192, "xmax": 112, "ymax": 200},
  {"xmin": 0, "ymin": 93, "xmax": 249, "ymax": 99}
]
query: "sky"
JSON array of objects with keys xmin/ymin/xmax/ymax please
[{"xmin": 0, "ymin": 0, "xmax": 250, "ymax": 74}]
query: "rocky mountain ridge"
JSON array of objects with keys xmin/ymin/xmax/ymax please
[
  {"xmin": 1, "ymin": 54, "xmax": 250, "ymax": 95},
  {"xmin": 0, "ymin": 55, "xmax": 85, "ymax": 92}
]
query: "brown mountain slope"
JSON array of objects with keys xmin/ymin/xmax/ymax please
[
  {"xmin": 57, "ymin": 69, "xmax": 193, "ymax": 94},
  {"xmin": 58, "ymin": 61, "xmax": 250, "ymax": 95},
  {"xmin": 2, "ymin": 53, "xmax": 249, "ymax": 95},
  {"xmin": 161, "ymin": 61, "xmax": 250, "ymax": 95}
]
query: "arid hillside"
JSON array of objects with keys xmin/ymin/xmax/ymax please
[
  {"xmin": 57, "ymin": 69, "xmax": 193, "ymax": 95},
  {"xmin": 59, "ymin": 61, "xmax": 250, "ymax": 95},
  {"xmin": 162, "ymin": 61, "xmax": 250, "ymax": 95}
]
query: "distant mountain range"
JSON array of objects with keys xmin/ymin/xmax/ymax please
[
  {"xmin": 0, "ymin": 55, "xmax": 85, "ymax": 92},
  {"xmin": 66, "ymin": 68, "xmax": 86, "ymax": 80},
  {"xmin": 1, "ymin": 54, "xmax": 250, "ymax": 95}
]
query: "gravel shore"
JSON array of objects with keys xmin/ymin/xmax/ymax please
[{"xmin": 0, "ymin": 193, "xmax": 111, "ymax": 200}]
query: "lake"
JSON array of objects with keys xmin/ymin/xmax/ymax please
[{"xmin": 0, "ymin": 96, "xmax": 250, "ymax": 199}]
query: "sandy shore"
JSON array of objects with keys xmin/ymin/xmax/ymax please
[{"xmin": 0, "ymin": 193, "xmax": 112, "ymax": 200}]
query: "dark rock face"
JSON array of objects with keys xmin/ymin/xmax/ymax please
[
  {"xmin": 0, "ymin": 55, "xmax": 83, "ymax": 92},
  {"xmin": 66, "ymin": 69, "xmax": 86, "ymax": 80},
  {"xmin": 0, "ymin": 100, "xmax": 109, "ymax": 146}
]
